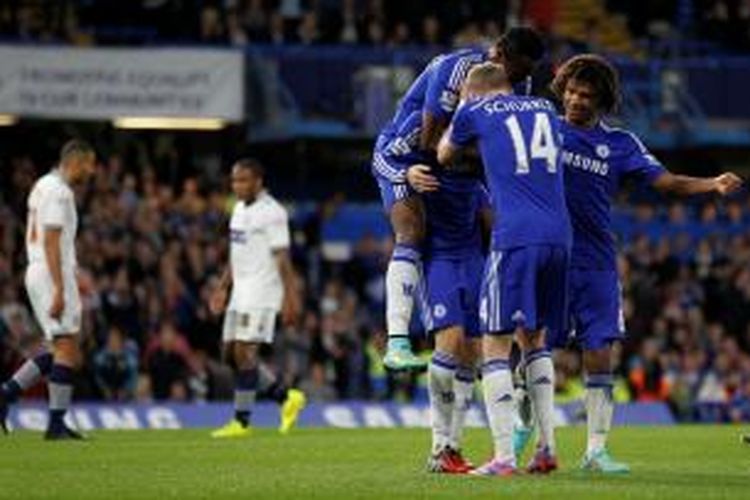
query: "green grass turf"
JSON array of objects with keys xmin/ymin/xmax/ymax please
[{"xmin": 0, "ymin": 425, "xmax": 748, "ymax": 499}]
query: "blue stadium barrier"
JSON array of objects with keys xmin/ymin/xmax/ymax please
[
  {"xmin": 306, "ymin": 202, "xmax": 750, "ymax": 252},
  {"xmin": 5, "ymin": 401, "xmax": 674, "ymax": 431}
]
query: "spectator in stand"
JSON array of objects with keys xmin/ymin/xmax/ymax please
[
  {"xmin": 144, "ymin": 321, "xmax": 194, "ymax": 400},
  {"xmin": 629, "ymin": 338, "xmax": 671, "ymax": 402},
  {"xmin": 93, "ymin": 326, "xmax": 139, "ymax": 401},
  {"xmin": 199, "ymin": 5, "xmax": 226, "ymax": 44}
]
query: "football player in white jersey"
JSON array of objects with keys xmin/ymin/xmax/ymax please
[
  {"xmin": 0, "ymin": 140, "xmax": 95, "ymax": 439},
  {"xmin": 209, "ymin": 158, "xmax": 306, "ymax": 438}
]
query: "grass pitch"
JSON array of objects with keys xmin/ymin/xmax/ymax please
[{"xmin": 0, "ymin": 425, "xmax": 747, "ymax": 499}]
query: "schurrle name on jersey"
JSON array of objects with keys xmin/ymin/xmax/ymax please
[
  {"xmin": 480, "ymin": 97, "xmax": 556, "ymax": 115},
  {"xmin": 561, "ymin": 149, "xmax": 609, "ymax": 177}
]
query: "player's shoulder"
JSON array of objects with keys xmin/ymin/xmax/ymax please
[
  {"xmin": 35, "ymin": 170, "xmax": 73, "ymax": 198},
  {"xmin": 258, "ymin": 192, "xmax": 288, "ymax": 217},
  {"xmin": 598, "ymin": 121, "xmax": 646, "ymax": 151},
  {"xmin": 438, "ymin": 47, "xmax": 486, "ymax": 82},
  {"xmin": 442, "ymin": 46, "xmax": 485, "ymax": 63}
]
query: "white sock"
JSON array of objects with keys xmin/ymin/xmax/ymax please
[
  {"xmin": 525, "ymin": 349, "xmax": 556, "ymax": 454},
  {"xmin": 428, "ymin": 351, "xmax": 457, "ymax": 454},
  {"xmin": 386, "ymin": 244, "xmax": 421, "ymax": 337},
  {"xmin": 481, "ymin": 358, "xmax": 515, "ymax": 463},
  {"xmin": 449, "ymin": 365, "xmax": 475, "ymax": 450},
  {"xmin": 586, "ymin": 373, "xmax": 614, "ymax": 455},
  {"xmin": 513, "ymin": 358, "xmax": 534, "ymax": 430}
]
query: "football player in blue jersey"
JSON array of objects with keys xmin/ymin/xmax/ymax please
[
  {"xmin": 439, "ymin": 62, "xmax": 572, "ymax": 476},
  {"xmin": 373, "ymin": 28, "xmax": 545, "ymax": 373},
  {"xmin": 409, "ymin": 27, "xmax": 548, "ymax": 457},
  {"xmin": 547, "ymin": 54, "xmax": 742, "ymax": 473},
  {"xmin": 405, "ymin": 76, "xmax": 496, "ymax": 474}
]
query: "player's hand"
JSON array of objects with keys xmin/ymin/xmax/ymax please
[
  {"xmin": 209, "ymin": 288, "xmax": 227, "ymax": 316},
  {"xmin": 281, "ymin": 294, "xmax": 301, "ymax": 328},
  {"xmin": 714, "ymin": 172, "xmax": 743, "ymax": 196},
  {"xmin": 49, "ymin": 289, "xmax": 64, "ymax": 320},
  {"xmin": 406, "ymin": 164, "xmax": 439, "ymax": 193}
]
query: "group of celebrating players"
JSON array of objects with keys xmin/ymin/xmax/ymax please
[
  {"xmin": 0, "ymin": 24, "xmax": 744, "ymax": 479},
  {"xmin": 372, "ymin": 27, "xmax": 743, "ymax": 476}
]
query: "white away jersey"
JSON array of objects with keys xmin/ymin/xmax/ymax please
[
  {"xmin": 25, "ymin": 169, "xmax": 78, "ymax": 275},
  {"xmin": 228, "ymin": 191, "xmax": 290, "ymax": 310}
]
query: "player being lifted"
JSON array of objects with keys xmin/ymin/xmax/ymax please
[
  {"xmin": 402, "ymin": 109, "xmax": 490, "ymax": 472},
  {"xmin": 390, "ymin": 28, "xmax": 545, "ymax": 472},
  {"xmin": 372, "ymin": 28, "xmax": 545, "ymax": 372},
  {"xmin": 0, "ymin": 140, "xmax": 96, "ymax": 439},
  {"xmin": 439, "ymin": 63, "xmax": 570, "ymax": 476},
  {"xmin": 542, "ymin": 54, "xmax": 743, "ymax": 472},
  {"xmin": 209, "ymin": 159, "xmax": 306, "ymax": 438}
]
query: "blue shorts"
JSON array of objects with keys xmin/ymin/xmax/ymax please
[
  {"xmin": 422, "ymin": 255, "xmax": 484, "ymax": 338},
  {"xmin": 479, "ymin": 245, "xmax": 569, "ymax": 338},
  {"xmin": 375, "ymin": 175, "xmax": 415, "ymax": 213},
  {"xmin": 565, "ymin": 268, "xmax": 625, "ymax": 350},
  {"xmin": 371, "ymin": 134, "xmax": 430, "ymax": 212}
]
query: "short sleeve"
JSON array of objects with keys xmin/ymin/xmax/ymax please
[
  {"xmin": 37, "ymin": 187, "xmax": 69, "ymax": 228},
  {"xmin": 621, "ymin": 132, "xmax": 666, "ymax": 185},
  {"xmin": 448, "ymin": 104, "xmax": 477, "ymax": 147},
  {"xmin": 424, "ymin": 57, "xmax": 459, "ymax": 122},
  {"xmin": 267, "ymin": 205, "xmax": 291, "ymax": 250}
]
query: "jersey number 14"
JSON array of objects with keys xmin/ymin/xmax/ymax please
[{"xmin": 504, "ymin": 112, "xmax": 558, "ymax": 175}]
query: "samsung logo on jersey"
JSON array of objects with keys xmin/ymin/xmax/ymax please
[
  {"xmin": 482, "ymin": 98, "xmax": 555, "ymax": 115},
  {"xmin": 230, "ymin": 229, "xmax": 247, "ymax": 243},
  {"xmin": 561, "ymin": 150, "xmax": 609, "ymax": 176}
]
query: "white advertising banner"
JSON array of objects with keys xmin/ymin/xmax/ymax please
[{"xmin": 0, "ymin": 46, "xmax": 244, "ymax": 121}]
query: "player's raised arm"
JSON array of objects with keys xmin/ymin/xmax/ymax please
[
  {"xmin": 420, "ymin": 56, "xmax": 457, "ymax": 151},
  {"xmin": 652, "ymin": 171, "xmax": 744, "ymax": 196},
  {"xmin": 607, "ymin": 117, "xmax": 744, "ymax": 198}
]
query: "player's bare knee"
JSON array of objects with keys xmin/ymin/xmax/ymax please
[
  {"xmin": 390, "ymin": 199, "xmax": 426, "ymax": 245},
  {"xmin": 434, "ymin": 327, "xmax": 463, "ymax": 356},
  {"xmin": 459, "ymin": 339, "xmax": 481, "ymax": 366},
  {"xmin": 53, "ymin": 336, "xmax": 80, "ymax": 368},
  {"xmin": 482, "ymin": 333, "xmax": 513, "ymax": 359},
  {"xmin": 233, "ymin": 342, "xmax": 259, "ymax": 370},
  {"xmin": 514, "ymin": 331, "xmax": 531, "ymax": 351},
  {"xmin": 520, "ymin": 330, "xmax": 546, "ymax": 351},
  {"xmin": 583, "ymin": 346, "xmax": 612, "ymax": 373}
]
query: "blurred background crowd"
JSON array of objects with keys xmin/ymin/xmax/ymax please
[{"xmin": 1, "ymin": 0, "xmax": 750, "ymax": 54}]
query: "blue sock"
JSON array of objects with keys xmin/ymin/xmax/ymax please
[
  {"xmin": 234, "ymin": 368, "xmax": 259, "ymax": 427},
  {"xmin": 48, "ymin": 364, "xmax": 74, "ymax": 428}
]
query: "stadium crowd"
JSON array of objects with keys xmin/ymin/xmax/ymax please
[
  {"xmin": 0, "ymin": 150, "xmax": 749, "ymax": 423},
  {"xmin": 2, "ymin": 0, "xmax": 749, "ymax": 53}
]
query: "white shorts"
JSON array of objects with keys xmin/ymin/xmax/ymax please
[
  {"xmin": 25, "ymin": 264, "xmax": 81, "ymax": 340},
  {"xmin": 222, "ymin": 308, "xmax": 278, "ymax": 344}
]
